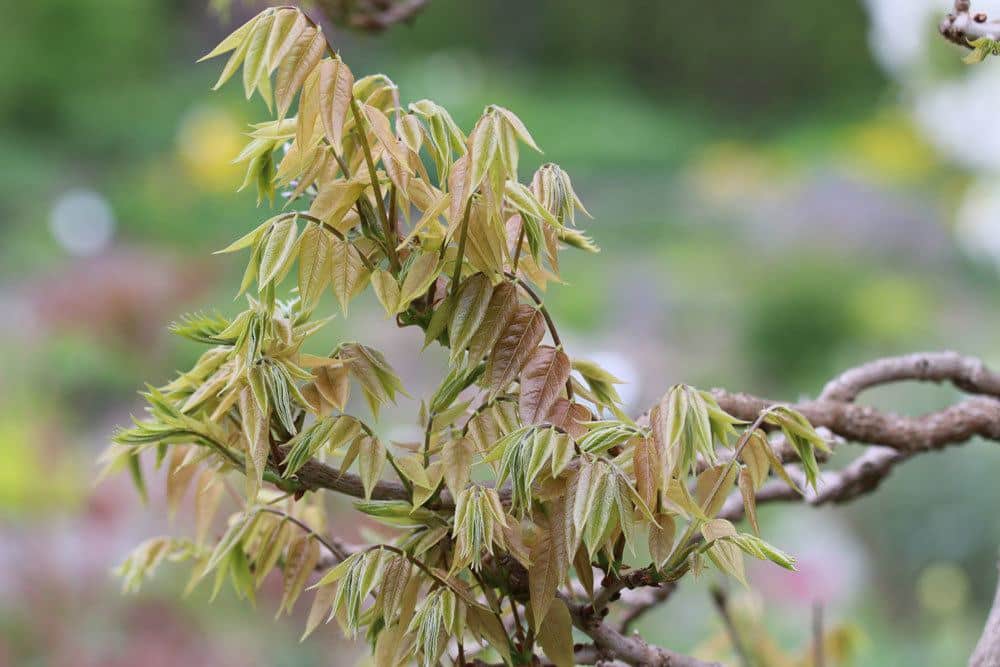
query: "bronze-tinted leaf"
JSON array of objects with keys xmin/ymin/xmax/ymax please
[
  {"xmin": 695, "ymin": 464, "xmax": 737, "ymax": 519},
  {"xmin": 448, "ymin": 153, "xmax": 471, "ymax": 223},
  {"xmin": 308, "ymin": 179, "xmax": 365, "ymax": 228},
  {"xmin": 466, "ymin": 280, "xmax": 517, "ymax": 366},
  {"xmin": 280, "ymin": 534, "xmax": 320, "ymax": 614},
  {"xmin": 529, "ymin": 523, "xmax": 565, "ymax": 631},
  {"xmin": 536, "ymin": 598, "xmax": 574, "ymax": 667},
  {"xmin": 648, "ymin": 511, "xmax": 676, "ymax": 568},
  {"xmin": 518, "ymin": 346, "xmax": 570, "ymax": 424},
  {"xmin": 370, "ymin": 269, "xmax": 400, "ymax": 316},
  {"xmin": 739, "ymin": 467, "xmax": 759, "ymax": 535},
  {"xmin": 545, "ymin": 398, "xmax": 590, "ymax": 440},
  {"xmin": 488, "ymin": 304, "xmax": 545, "ymax": 397},
  {"xmin": 314, "ymin": 364, "xmax": 350, "ymax": 411},
  {"xmin": 631, "ymin": 435, "xmax": 659, "ymax": 512}
]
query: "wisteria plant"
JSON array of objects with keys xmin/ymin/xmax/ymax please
[{"xmin": 104, "ymin": 3, "xmax": 1000, "ymax": 666}]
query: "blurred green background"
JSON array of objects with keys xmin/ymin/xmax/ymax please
[{"xmin": 2, "ymin": 0, "xmax": 1000, "ymax": 665}]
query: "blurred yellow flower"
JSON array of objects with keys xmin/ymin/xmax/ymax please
[
  {"xmin": 175, "ymin": 104, "xmax": 245, "ymax": 191},
  {"xmin": 840, "ymin": 112, "xmax": 937, "ymax": 183},
  {"xmin": 917, "ymin": 562, "xmax": 969, "ymax": 615}
]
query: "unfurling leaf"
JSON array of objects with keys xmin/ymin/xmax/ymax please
[{"xmin": 764, "ymin": 405, "xmax": 828, "ymax": 490}]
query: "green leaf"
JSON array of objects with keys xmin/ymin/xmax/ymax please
[
  {"xmin": 397, "ymin": 252, "xmax": 441, "ymax": 312},
  {"xmin": 297, "ymin": 222, "xmax": 332, "ymax": 310},
  {"xmin": 467, "ymin": 111, "xmax": 500, "ymax": 194},
  {"xmin": 258, "ymin": 216, "xmax": 300, "ymax": 289},
  {"xmin": 448, "ymin": 273, "xmax": 492, "ymax": 361},
  {"xmin": 370, "ymin": 269, "xmax": 400, "ymax": 317}
]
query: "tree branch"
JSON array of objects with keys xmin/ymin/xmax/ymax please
[
  {"xmin": 711, "ymin": 392, "xmax": 1000, "ymax": 454},
  {"xmin": 941, "ymin": 1, "xmax": 1000, "ymax": 48},
  {"xmin": 570, "ymin": 601, "xmax": 721, "ymax": 667},
  {"xmin": 970, "ymin": 561, "xmax": 1000, "ymax": 666}
]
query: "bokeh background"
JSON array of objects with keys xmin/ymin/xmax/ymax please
[{"xmin": 3, "ymin": 0, "xmax": 1000, "ymax": 665}]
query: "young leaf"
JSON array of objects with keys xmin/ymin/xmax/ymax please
[
  {"xmin": 370, "ymin": 269, "xmax": 400, "ymax": 317},
  {"xmin": 275, "ymin": 25, "xmax": 326, "ymax": 119},
  {"xmin": 358, "ymin": 436, "xmax": 387, "ymax": 500},
  {"xmin": 488, "ymin": 304, "xmax": 545, "ymax": 397},
  {"xmin": 258, "ymin": 216, "xmax": 299, "ymax": 289},
  {"xmin": 466, "ymin": 280, "xmax": 517, "ymax": 366},
  {"xmin": 301, "ymin": 583, "xmax": 337, "ymax": 640},
  {"xmin": 297, "ymin": 222, "xmax": 332, "ymax": 309},
  {"xmin": 280, "ymin": 535, "xmax": 321, "ymax": 614},
  {"xmin": 518, "ymin": 346, "xmax": 570, "ymax": 424},
  {"xmin": 447, "ymin": 273, "xmax": 492, "ymax": 361},
  {"xmin": 330, "ymin": 237, "xmax": 370, "ymax": 314},
  {"xmin": 536, "ymin": 598, "xmax": 574, "ymax": 667},
  {"xmin": 695, "ymin": 464, "xmax": 737, "ymax": 519},
  {"xmin": 738, "ymin": 467, "xmax": 759, "ymax": 536},
  {"xmin": 397, "ymin": 252, "xmax": 440, "ymax": 311},
  {"xmin": 467, "ymin": 111, "xmax": 500, "ymax": 194},
  {"xmin": 318, "ymin": 56, "xmax": 354, "ymax": 151},
  {"xmin": 528, "ymin": 521, "xmax": 567, "ymax": 632},
  {"xmin": 648, "ymin": 511, "xmax": 676, "ymax": 568},
  {"xmin": 441, "ymin": 436, "xmax": 475, "ymax": 497}
]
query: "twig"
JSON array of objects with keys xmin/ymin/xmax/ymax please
[
  {"xmin": 710, "ymin": 586, "xmax": 752, "ymax": 667},
  {"xmin": 812, "ymin": 601, "xmax": 825, "ymax": 667}
]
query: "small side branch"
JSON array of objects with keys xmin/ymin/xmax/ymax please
[{"xmin": 570, "ymin": 601, "xmax": 722, "ymax": 667}]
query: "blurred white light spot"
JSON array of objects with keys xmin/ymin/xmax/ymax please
[
  {"xmin": 582, "ymin": 349, "xmax": 641, "ymax": 410},
  {"xmin": 49, "ymin": 188, "xmax": 115, "ymax": 256},
  {"xmin": 956, "ymin": 179, "xmax": 1000, "ymax": 269}
]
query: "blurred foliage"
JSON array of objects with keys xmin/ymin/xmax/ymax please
[{"xmin": 383, "ymin": 0, "xmax": 885, "ymax": 120}]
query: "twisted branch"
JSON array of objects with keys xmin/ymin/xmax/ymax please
[{"xmin": 940, "ymin": 0, "xmax": 1000, "ymax": 48}]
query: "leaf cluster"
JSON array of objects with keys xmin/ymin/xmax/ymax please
[{"xmin": 105, "ymin": 6, "xmax": 832, "ymax": 665}]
